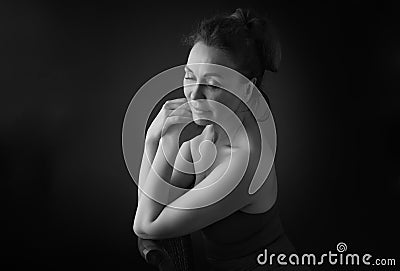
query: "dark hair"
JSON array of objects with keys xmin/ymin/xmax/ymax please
[
  {"xmin": 184, "ymin": 8, "xmax": 281, "ymax": 83},
  {"xmin": 183, "ymin": 8, "xmax": 281, "ymax": 107}
]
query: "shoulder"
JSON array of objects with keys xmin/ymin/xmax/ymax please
[{"xmin": 188, "ymin": 126, "xmax": 209, "ymax": 152}]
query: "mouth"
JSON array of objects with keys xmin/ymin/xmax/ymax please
[
  {"xmin": 188, "ymin": 100, "xmax": 211, "ymax": 113},
  {"xmin": 191, "ymin": 106, "xmax": 210, "ymax": 113}
]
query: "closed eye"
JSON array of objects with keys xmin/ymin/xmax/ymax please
[
  {"xmin": 207, "ymin": 84, "xmax": 221, "ymax": 90},
  {"xmin": 184, "ymin": 71, "xmax": 196, "ymax": 81}
]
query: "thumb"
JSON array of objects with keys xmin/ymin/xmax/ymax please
[{"xmin": 203, "ymin": 124, "xmax": 215, "ymax": 143}]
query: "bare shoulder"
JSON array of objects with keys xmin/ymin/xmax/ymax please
[
  {"xmin": 234, "ymin": 129, "xmax": 278, "ymax": 213},
  {"xmin": 188, "ymin": 127, "xmax": 211, "ymax": 156}
]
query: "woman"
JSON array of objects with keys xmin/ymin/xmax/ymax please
[{"xmin": 134, "ymin": 8, "xmax": 309, "ymax": 271}]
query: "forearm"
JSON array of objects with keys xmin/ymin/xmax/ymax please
[
  {"xmin": 138, "ymin": 138, "xmax": 158, "ymax": 201},
  {"xmin": 135, "ymin": 137, "xmax": 179, "ymax": 227}
]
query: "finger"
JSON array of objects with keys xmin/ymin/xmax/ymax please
[
  {"xmin": 163, "ymin": 98, "xmax": 189, "ymax": 109},
  {"xmin": 169, "ymin": 98, "xmax": 188, "ymax": 103},
  {"xmin": 203, "ymin": 124, "xmax": 215, "ymax": 142},
  {"xmin": 165, "ymin": 116, "xmax": 192, "ymax": 126},
  {"xmin": 163, "ymin": 102, "xmax": 190, "ymax": 111},
  {"xmin": 162, "ymin": 116, "xmax": 193, "ymax": 136},
  {"xmin": 168, "ymin": 108, "xmax": 192, "ymax": 117},
  {"xmin": 163, "ymin": 116, "xmax": 192, "ymax": 130}
]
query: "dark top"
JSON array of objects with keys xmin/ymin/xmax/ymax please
[{"xmin": 200, "ymin": 201, "xmax": 302, "ymax": 270}]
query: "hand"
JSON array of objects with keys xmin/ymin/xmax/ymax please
[
  {"xmin": 146, "ymin": 98, "xmax": 192, "ymax": 143},
  {"xmin": 202, "ymin": 124, "xmax": 215, "ymax": 143}
]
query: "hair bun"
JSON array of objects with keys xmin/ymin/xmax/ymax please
[
  {"xmin": 231, "ymin": 8, "xmax": 281, "ymax": 73},
  {"xmin": 230, "ymin": 8, "xmax": 251, "ymax": 25}
]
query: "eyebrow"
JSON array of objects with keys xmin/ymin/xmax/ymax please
[{"xmin": 184, "ymin": 65, "xmax": 224, "ymax": 79}]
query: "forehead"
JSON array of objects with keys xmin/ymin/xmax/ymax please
[
  {"xmin": 187, "ymin": 42, "xmax": 237, "ymax": 71},
  {"xmin": 186, "ymin": 42, "xmax": 244, "ymax": 84}
]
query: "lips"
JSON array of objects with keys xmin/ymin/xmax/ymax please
[
  {"xmin": 192, "ymin": 106, "xmax": 210, "ymax": 113},
  {"xmin": 188, "ymin": 100, "xmax": 210, "ymax": 113}
]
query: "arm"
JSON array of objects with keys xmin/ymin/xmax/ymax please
[
  {"xmin": 137, "ymin": 137, "xmax": 195, "ymax": 201},
  {"xmin": 137, "ymin": 98, "xmax": 192, "ymax": 201},
  {"xmin": 134, "ymin": 136, "xmax": 189, "ymax": 230},
  {"xmin": 134, "ymin": 141, "xmax": 253, "ymax": 240},
  {"xmin": 138, "ymin": 138, "xmax": 158, "ymax": 201},
  {"xmin": 169, "ymin": 140, "xmax": 195, "ymax": 190}
]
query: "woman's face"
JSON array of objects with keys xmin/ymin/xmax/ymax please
[{"xmin": 183, "ymin": 42, "xmax": 247, "ymax": 126}]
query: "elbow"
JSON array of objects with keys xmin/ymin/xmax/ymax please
[
  {"xmin": 133, "ymin": 220, "xmax": 171, "ymax": 240},
  {"xmin": 133, "ymin": 219, "xmax": 154, "ymax": 239},
  {"xmin": 133, "ymin": 218, "xmax": 147, "ymax": 238},
  {"xmin": 134, "ymin": 224, "xmax": 150, "ymax": 239},
  {"xmin": 133, "ymin": 221, "xmax": 141, "ymax": 236}
]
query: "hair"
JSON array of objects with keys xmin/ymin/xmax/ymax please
[{"xmin": 183, "ymin": 8, "xmax": 281, "ymax": 107}]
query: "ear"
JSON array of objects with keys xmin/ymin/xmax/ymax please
[{"xmin": 243, "ymin": 78, "xmax": 257, "ymax": 103}]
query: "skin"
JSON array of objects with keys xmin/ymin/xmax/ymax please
[
  {"xmin": 183, "ymin": 41, "xmax": 255, "ymax": 146},
  {"xmin": 133, "ymin": 41, "xmax": 277, "ymax": 240}
]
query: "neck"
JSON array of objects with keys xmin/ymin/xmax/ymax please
[{"xmin": 213, "ymin": 110, "xmax": 251, "ymax": 147}]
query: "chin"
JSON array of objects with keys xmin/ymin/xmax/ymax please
[
  {"xmin": 193, "ymin": 118, "xmax": 213, "ymax": 126},
  {"xmin": 191, "ymin": 111, "xmax": 213, "ymax": 126}
]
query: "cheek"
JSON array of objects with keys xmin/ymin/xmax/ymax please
[
  {"xmin": 213, "ymin": 92, "xmax": 239, "ymax": 110},
  {"xmin": 206, "ymin": 93, "xmax": 234, "ymax": 116},
  {"xmin": 183, "ymin": 87, "xmax": 190, "ymax": 98}
]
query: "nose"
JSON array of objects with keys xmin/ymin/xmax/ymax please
[{"xmin": 190, "ymin": 84, "xmax": 207, "ymax": 100}]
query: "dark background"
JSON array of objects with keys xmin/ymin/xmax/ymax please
[{"xmin": 1, "ymin": 1, "xmax": 399, "ymax": 270}]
